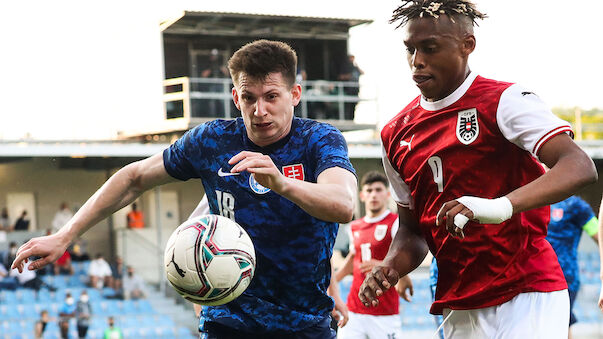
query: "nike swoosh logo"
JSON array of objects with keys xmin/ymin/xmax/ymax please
[{"xmin": 218, "ymin": 168, "xmax": 240, "ymax": 177}]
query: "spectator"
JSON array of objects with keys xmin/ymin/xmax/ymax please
[
  {"xmin": 13, "ymin": 210, "xmax": 30, "ymax": 231},
  {"xmin": 52, "ymin": 202, "xmax": 73, "ymax": 233},
  {"xmin": 0, "ymin": 207, "xmax": 10, "ymax": 231},
  {"xmin": 200, "ymin": 48, "xmax": 229, "ymax": 117},
  {"xmin": 70, "ymin": 240, "xmax": 90, "ymax": 262},
  {"xmin": 123, "ymin": 266, "xmax": 146, "ymax": 300},
  {"xmin": 34, "ymin": 310, "xmax": 51, "ymax": 339},
  {"xmin": 59, "ymin": 292, "xmax": 76, "ymax": 339},
  {"xmin": 110, "ymin": 256, "xmax": 124, "ymax": 291},
  {"xmin": 0, "ymin": 207, "xmax": 9, "ymax": 241},
  {"xmin": 337, "ymin": 54, "xmax": 363, "ymax": 120},
  {"xmin": 54, "ymin": 250, "xmax": 74, "ymax": 275},
  {"xmin": 2, "ymin": 241, "xmax": 18, "ymax": 268},
  {"xmin": 126, "ymin": 203, "xmax": 144, "ymax": 229},
  {"xmin": 103, "ymin": 316, "xmax": 123, "ymax": 339},
  {"xmin": 10, "ymin": 259, "xmax": 56, "ymax": 291},
  {"xmin": 88, "ymin": 253, "xmax": 113, "ymax": 289},
  {"xmin": 0, "ymin": 262, "xmax": 18, "ymax": 290},
  {"xmin": 76, "ymin": 290, "xmax": 92, "ymax": 339}
]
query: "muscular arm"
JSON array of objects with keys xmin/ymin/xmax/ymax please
[
  {"xmin": 230, "ymin": 150, "xmax": 356, "ymax": 223},
  {"xmin": 439, "ymin": 134, "xmax": 597, "ymax": 235},
  {"xmin": 507, "ymin": 134, "xmax": 596, "ymax": 213},
  {"xmin": 278, "ymin": 167, "xmax": 357, "ymax": 223},
  {"xmin": 358, "ymin": 205, "xmax": 428, "ymax": 306},
  {"xmin": 13, "ymin": 152, "xmax": 178, "ymax": 270},
  {"xmin": 382, "ymin": 205, "xmax": 429, "ymax": 277}
]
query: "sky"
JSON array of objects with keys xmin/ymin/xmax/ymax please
[{"xmin": 0, "ymin": 0, "xmax": 602, "ymax": 139}]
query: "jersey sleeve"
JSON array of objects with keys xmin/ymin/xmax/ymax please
[
  {"xmin": 496, "ymin": 84, "xmax": 573, "ymax": 158},
  {"xmin": 162, "ymin": 124, "xmax": 207, "ymax": 181},
  {"xmin": 311, "ymin": 123, "xmax": 356, "ymax": 178},
  {"xmin": 382, "ymin": 145, "xmax": 413, "ymax": 209}
]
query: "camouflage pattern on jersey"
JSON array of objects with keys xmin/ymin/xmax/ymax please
[{"xmin": 163, "ymin": 117, "xmax": 356, "ymax": 332}]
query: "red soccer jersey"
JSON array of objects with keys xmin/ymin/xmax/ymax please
[
  {"xmin": 381, "ymin": 73, "xmax": 571, "ymax": 314},
  {"xmin": 347, "ymin": 211, "xmax": 400, "ymax": 315}
]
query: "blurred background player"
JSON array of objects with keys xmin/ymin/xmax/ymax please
[
  {"xmin": 335, "ymin": 171, "xmax": 412, "ymax": 338},
  {"xmin": 360, "ymin": 1, "xmax": 597, "ymax": 338},
  {"xmin": 12, "ymin": 39, "xmax": 357, "ymax": 338},
  {"xmin": 546, "ymin": 196, "xmax": 599, "ymax": 339}
]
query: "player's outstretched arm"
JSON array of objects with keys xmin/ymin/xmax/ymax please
[
  {"xmin": 437, "ymin": 134, "xmax": 597, "ymax": 236},
  {"xmin": 12, "ymin": 152, "xmax": 177, "ymax": 272},
  {"xmin": 359, "ymin": 205, "xmax": 428, "ymax": 307},
  {"xmin": 229, "ymin": 151, "xmax": 357, "ymax": 222}
]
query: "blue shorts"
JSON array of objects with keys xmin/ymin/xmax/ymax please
[
  {"xmin": 569, "ymin": 289, "xmax": 577, "ymax": 326},
  {"xmin": 199, "ymin": 317, "xmax": 336, "ymax": 339}
]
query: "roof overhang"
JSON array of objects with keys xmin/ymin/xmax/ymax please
[{"xmin": 160, "ymin": 11, "xmax": 372, "ymax": 40}]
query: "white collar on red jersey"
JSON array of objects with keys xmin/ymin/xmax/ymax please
[
  {"xmin": 363, "ymin": 210, "xmax": 391, "ymax": 223},
  {"xmin": 420, "ymin": 71, "xmax": 478, "ymax": 111}
]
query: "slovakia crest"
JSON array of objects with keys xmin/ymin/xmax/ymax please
[
  {"xmin": 282, "ymin": 164, "xmax": 305, "ymax": 181},
  {"xmin": 249, "ymin": 175, "xmax": 270, "ymax": 194},
  {"xmin": 374, "ymin": 224, "xmax": 388, "ymax": 241},
  {"xmin": 456, "ymin": 108, "xmax": 479, "ymax": 145},
  {"xmin": 551, "ymin": 208, "xmax": 564, "ymax": 221}
]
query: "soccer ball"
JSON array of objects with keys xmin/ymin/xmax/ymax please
[{"xmin": 164, "ymin": 214, "xmax": 256, "ymax": 305}]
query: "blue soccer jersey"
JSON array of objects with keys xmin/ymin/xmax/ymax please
[
  {"xmin": 163, "ymin": 117, "xmax": 356, "ymax": 333},
  {"xmin": 546, "ymin": 196, "xmax": 597, "ymax": 292}
]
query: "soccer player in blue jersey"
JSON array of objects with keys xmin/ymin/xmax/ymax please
[
  {"xmin": 546, "ymin": 196, "xmax": 599, "ymax": 339},
  {"xmin": 12, "ymin": 40, "xmax": 358, "ymax": 338}
]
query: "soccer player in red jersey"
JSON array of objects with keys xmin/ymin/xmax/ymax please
[
  {"xmin": 335, "ymin": 171, "xmax": 412, "ymax": 338},
  {"xmin": 359, "ymin": 1, "xmax": 597, "ymax": 338}
]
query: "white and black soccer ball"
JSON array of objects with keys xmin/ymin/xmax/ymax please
[{"xmin": 164, "ymin": 214, "xmax": 255, "ymax": 306}]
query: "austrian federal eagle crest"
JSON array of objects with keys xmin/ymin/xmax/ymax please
[{"xmin": 456, "ymin": 108, "xmax": 479, "ymax": 145}]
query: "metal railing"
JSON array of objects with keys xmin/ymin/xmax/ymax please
[{"xmin": 163, "ymin": 77, "xmax": 365, "ymax": 121}]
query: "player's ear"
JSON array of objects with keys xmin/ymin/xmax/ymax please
[
  {"xmin": 291, "ymin": 83, "xmax": 302, "ymax": 106},
  {"xmin": 232, "ymin": 87, "xmax": 241, "ymax": 110},
  {"xmin": 461, "ymin": 34, "xmax": 476, "ymax": 57}
]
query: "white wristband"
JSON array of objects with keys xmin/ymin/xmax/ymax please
[{"xmin": 455, "ymin": 196, "xmax": 513, "ymax": 224}]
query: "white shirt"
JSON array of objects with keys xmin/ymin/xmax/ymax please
[
  {"xmin": 88, "ymin": 258, "xmax": 112, "ymax": 277},
  {"xmin": 52, "ymin": 209, "xmax": 73, "ymax": 232}
]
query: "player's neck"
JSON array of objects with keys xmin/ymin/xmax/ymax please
[{"xmin": 365, "ymin": 208, "xmax": 388, "ymax": 220}]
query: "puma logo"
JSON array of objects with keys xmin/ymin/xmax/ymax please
[
  {"xmin": 168, "ymin": 251, "xmax": 186, "ymax": 278},
  {"xmin": 400, "ymin": 135, "xmax": 414, "ymax": 151}
]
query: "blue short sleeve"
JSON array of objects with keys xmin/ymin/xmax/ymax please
[
  {"xmin": 163, "ymin": 124, "xmax": 207, "ymax": 181},
  {"xmin": 309, "ymin": 123, "xmax": 356, "ymax": 177}
]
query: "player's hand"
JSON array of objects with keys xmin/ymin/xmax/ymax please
[
  {"xmin": 436, "ymin": 200, "xmax": 474, "ymax": 238},
  {"xmin": 11, "ymin": 233, "xmax": 70, "ymax": 272},
  {"xmin": 598, "ymin": 285, "xmax": 603, "ymax": 313},
  {"xmin": 395, "ymin": 275, "xmax": 413, "ymax": 302},
  {"xmin": 359, "ymin": 259, "xmax": 382, "ymax": 273},
  {"xmin": 229, "ymin": 151, "xmax": 285, "ymax": 192},
  {"xmin": 358, "ymin": 266, "xmax": 399, "ymax": 307},
  {"xmin": 331, "ymin": 295, "xmax": 349, "ymax": 328}
]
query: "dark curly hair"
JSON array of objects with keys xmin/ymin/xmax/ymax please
[{"xmin": 390, "ymin": 0, "xmax": 487, "ymax": 29}]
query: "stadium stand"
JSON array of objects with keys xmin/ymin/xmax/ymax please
[{"xmin": 0, "ymin": 261, "xmax": 196, "ymax": 339}]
